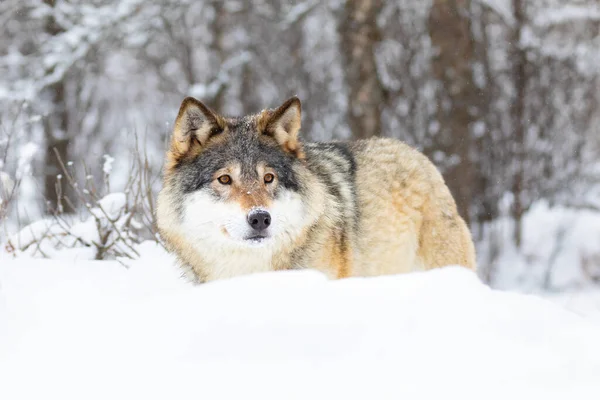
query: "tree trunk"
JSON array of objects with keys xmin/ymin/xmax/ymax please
[
  {"xmin": 42, "ymin": 91, "xmax": 70, "ymax": 213},
  {"xmin": 472, "ymin": 3, "xmax": 499, "ymax": 227},
  {"xmin": 511, "ymin": 0, "xmax": 527, "ymax": 248},
  {"xmin": 42, "ymin": 0, "xmax": 72, "ymax": 213},
  {"xmin": 209, "ymin": 0, "xmax": 227, "ymax": 111},
  {"xmin": 339, "ymin": 0, "xmax": 384, "ymax": 139},
  {"xmin": 428, "ymin": 0, "xmax": 480, "ymax": 226}
]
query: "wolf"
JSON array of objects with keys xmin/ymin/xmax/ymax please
[{"xmin": 156, "ymin": 97, "xmax": 476, "ymax": 282}]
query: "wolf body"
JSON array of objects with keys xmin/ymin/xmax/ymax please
[{"xmin": 157, "ymin": 97, "xmax": 476, "ymax": 282}]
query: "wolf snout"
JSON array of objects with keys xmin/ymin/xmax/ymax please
[{"xmin": 247, "ymin": 210, "xmax": 271, "ymax": 231}]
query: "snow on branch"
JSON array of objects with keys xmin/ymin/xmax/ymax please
[
  {"xmin": 534, "ymin": 5, "xmax": 600, "ymax": 28},
  {"xmin": 2, "ymin": 0, "xmax": 147, "ymax": 102},
  {"xmin": 189, "ymin": 51, "xmax": 251, "ymax": 100},
  {"xmin": 279, "ymin": 1, "xmax": 320, "ymax": 29},
  {"xmin": 474, "ymin": 0, "xmax": 515, "ymax": 27}
]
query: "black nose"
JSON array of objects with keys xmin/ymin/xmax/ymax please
[{"xmin": 247, "ymin": 210, "xmax": 271, "ymax": 231}]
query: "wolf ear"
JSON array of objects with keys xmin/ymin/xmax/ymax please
[
  {"xmin": 259, "ymin": 97, "xmax": 303, "ymax": 157},
  {"xmin": 170, "ymin": 97, "xmax": 223, "ymax": 157}
]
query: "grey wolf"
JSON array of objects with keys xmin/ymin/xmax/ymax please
[{"xmin": 156, "ymin": 97, "xmax": 476, "ymax": 282}]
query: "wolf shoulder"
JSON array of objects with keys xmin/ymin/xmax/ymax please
[{"xmin": 304, "ymin": 137, "xmax": 447, "ymax": 194}]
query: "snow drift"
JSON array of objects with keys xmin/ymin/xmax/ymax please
[{"xmin": 0, "ymin": 242, "xmax": 599, "ymax": 400}]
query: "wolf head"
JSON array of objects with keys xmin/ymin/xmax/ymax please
[{"xmin": 158, "ymin": 97, "xmax": 315, "ymax": 257}]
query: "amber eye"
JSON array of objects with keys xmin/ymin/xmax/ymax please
[
  {"xmin": 217, "ymin": 175, "xmax": 232, "ymax": 185},
  {"xmin": 264, "ymin": 173, "xmax": 275, "ymax": 184}
]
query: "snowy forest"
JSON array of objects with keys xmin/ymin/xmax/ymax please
[{"xmin": 1, "ymin": 0, "xmax": 600, "ymax": 291}]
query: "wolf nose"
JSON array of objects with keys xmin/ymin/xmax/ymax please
[{"xmin": 247, "ymin": 210, "xmax": 271, "ymax": 231}]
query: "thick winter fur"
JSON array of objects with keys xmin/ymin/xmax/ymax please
[{"xmin": 157, "ymin": 97, "xmax": 476, "ymax": 282}]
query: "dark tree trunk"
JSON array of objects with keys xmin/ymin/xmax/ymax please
[
  {"xmin": 339, "ymin": 0, "xmax": 385, "ymax": 139},
  {"xmin": 208, "ymin": 1, "xmax": 227, "ymax": 111},
  {"xmin": 42, "ymin": 0, "xmax": 72, "ymax": 213},
  {"xmin": 472, "ymin": 3, "xmax": 499, "ymax": 227},
  {"xmin": 428, "ymin": 0, "xmax": 480, "ymax": 226},
  {"xmin": 511, "ymin": 0, "xmax": 527, "ymax": 248}
]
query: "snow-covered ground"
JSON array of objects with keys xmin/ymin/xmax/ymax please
[{"xmin": 1, "ymin": 242, "xmax": 600, "ymax": 400}]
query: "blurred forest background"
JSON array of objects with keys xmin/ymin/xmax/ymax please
[{"xmin": 1, "ymin": 0, "xmax": 600, "ymax": 290}]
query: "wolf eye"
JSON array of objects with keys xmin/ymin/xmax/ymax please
[
  {"xmin": 264, "ymin": 173, "xmax": 275, "ymax": 184},
  {"xmin": 218, "ymin": 175, "xmax": 231, "ymax": 185}
]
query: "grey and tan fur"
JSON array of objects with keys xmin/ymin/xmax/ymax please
[{"xmin": 157, "ymin": 97, "xmax": 476, "ymax": 282}]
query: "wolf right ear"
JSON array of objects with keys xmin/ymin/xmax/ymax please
[{"xmin": 170, "ymin": 97, "xmax": 223, "ymax": 157}]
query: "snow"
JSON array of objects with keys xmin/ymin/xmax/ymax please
[
  {"xmin": 102, "ymin": 154, "xmax": 115, "ymax": 176},
  {"xmin": 534, "ymin": 5, "xmax": 600, "ymax": 28},
  {"xmin": 475, "ymin": 0, "xmax": 515, "ymax": 26},
  {"xmin": 93, "ymin": 191, "xmax": 126, "ymax": 220},
  {"xmin": 4, "ymin": 192, "xmax": 138, "ymax": 260},
  {"xmin": 0, "ymin": 171, "xmax": 14, "ymax": 196},
  {"xmin": 189, "ymin": 51, "xmax": 251, "ymax": 100},
  {"xmin": 6, "ymin": 218, "xmax": 66, "ymax": 251},
  {"xmin": 547, "ymin": 290, "xmax": 600, "ymax": 324},
  {"xmin": 16, "ymin": 142, "xmax": 38, "ymax": 179},
  {"xmin": 281, "ymin": 1, "xmax": 319, "ymax": 27},
  {"xmin": 480, "ymin": 200, "xmax": 600, "ymax": 291},
  {"xmin": 1, "ymin": 242, "xmax": 599, "ymax": 399}
]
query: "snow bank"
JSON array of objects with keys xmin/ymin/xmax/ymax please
[{"xmin": 0, "ymin": 243, "xmax": 599, "ymax": 400}]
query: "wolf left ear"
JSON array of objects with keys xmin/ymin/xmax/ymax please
[{"xmin": 259, "ymin": 97, "xmax": 303, "ymax": 157}]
